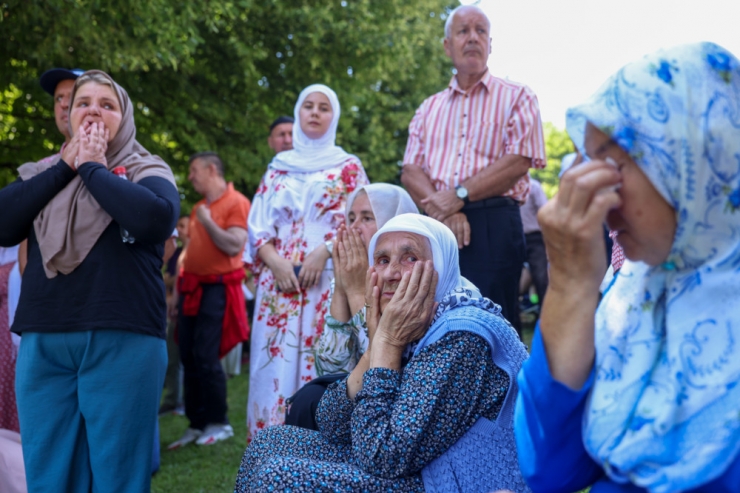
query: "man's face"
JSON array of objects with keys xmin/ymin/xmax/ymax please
[
  {"xmin": 443, "ymin": 7, "xmax": 492, "ymax": 78},
  {"xmin": 267, "ymin": 123, "xmax": 293, "ymax": 154},
  {"xmin": 188, "ymin": 158, "xmax": 213, "ymax": 196},
  {"xmin": 53, "ymin": 79, "xmax": 76, "ymax": 141},
  {"xmin": 176, "ymin": 216, "xmax": 190, "ymax": 240}
]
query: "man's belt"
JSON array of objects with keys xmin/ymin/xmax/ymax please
[{"xmin": 461, "ymin": 196, "xmax": 518, "ymax": 211}]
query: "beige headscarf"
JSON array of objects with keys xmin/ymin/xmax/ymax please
[{"xmin": 17, "ymin": 70, "xmax": 176, "ymax": 278}]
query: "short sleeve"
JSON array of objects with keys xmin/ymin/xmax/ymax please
[
  {"xmin": 224, "ymin": 194, "xmax": 250, "ymax": 230},
  {"xmin": 402, "ymin": 105, "xmax": 427, "ymax": 170},
  {"xmin": 505, "ymin": 87, "xmax": 547, "ymax": 169}
]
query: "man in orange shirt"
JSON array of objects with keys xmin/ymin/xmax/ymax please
[{"xmin": 169, "ymin": 152, "xmax": 250, "ymax": 449}]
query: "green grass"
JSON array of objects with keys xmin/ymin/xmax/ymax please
[
  {"xmin": 152, "ymin": 373, "xmax": 249, "ymax": 493},
  {"xmin": 150, "ymin": 316, "xmax": 546, "ymax": 493}
]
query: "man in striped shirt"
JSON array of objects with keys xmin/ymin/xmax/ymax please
[{"xmin": 401, "ymin": 4, "xmax": 546, "ymax": 335}]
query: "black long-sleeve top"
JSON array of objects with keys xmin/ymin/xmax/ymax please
[{"xmin": 0, "ymin": 160, "xmax": 179, "ymax": 339}]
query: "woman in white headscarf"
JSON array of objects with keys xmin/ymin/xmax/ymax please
[
  {"xmin": 236, "ymin": 214, "xmax": 531, "ymax": 492},
  {"xmin": 515, "ymin": 42, "xmax": 740, "ymax": 492},
  {"xmin": 315, "ymin": 183, "xmax": 419, "ymax": 376},
  {"xmin": 246, "ymin": 84, "xmax": 368, "ymax": 440},
  {"xmin": 283, "ymin": 184, "xmax": 418, "ymax": 431}
]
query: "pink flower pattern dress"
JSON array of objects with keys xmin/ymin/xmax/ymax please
[{"xmin": 246, "ymin": 158, "xmax": 367, "ymax": 440}]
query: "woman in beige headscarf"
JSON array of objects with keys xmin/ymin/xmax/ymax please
[{"xmin": 0, "ymin": 70, "xmax": 179, "ymax": 493}]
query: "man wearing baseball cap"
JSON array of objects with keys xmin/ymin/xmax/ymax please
[{"xmin": 37, "ymin": 68, "xmax": 85, "ymax": 164}]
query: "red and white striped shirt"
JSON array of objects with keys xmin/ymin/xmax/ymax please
[{"xmin": 403, "ymin": 71, "xmax": 546, "ymax": 203}]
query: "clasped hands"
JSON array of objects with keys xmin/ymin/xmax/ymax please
[
  {"xmin": 364, "ymin": 261, "xmax": 438, "ymax": 361},
  {"xmin": 62, "ymin": 122, "xmax": 110, "ymax": 171},
  {"xmin": 420, "ymin": 190, "xmax": 470, "ymax": 250}
]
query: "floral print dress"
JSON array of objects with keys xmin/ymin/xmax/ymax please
[{"xmin": 246, "ymin": 158, "xmax": 367, "ymax": 440}]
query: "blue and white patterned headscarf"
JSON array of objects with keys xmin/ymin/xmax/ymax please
[{"xmin": 567, "ymin": 43, "xmax": 740, "ymax": 492}]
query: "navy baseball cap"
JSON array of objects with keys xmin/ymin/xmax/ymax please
[
  {"xmin": 39, "ymin": 68, "xmax": 85, "ymax": 96},
  {"xmin": 269, "ymin": 115, "xmax": 294, "ymax": 132}
]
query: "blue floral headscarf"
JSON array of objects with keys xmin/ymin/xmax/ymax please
[{"xmin": 567, "ymin": 42, "xmax": 740, "ymax": 492}]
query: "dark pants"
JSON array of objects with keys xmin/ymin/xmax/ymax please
[
  {"xmin": 459, "ymin": 197, "xmax": 525, "ymax": 335},
  {"xmin": 161, "ymin": 319, "xmax": 183, "ymax": 409},
  {"xmin": 178, "ymin": 283, "xmax": 228, "ymax": 430},
  {"xmin": 284, "ymin": 373, "xmax": 347, "ymax": 431},
  {"xmin": 524, "ymin": 231, "xmax": 549, "ymax": 306}
]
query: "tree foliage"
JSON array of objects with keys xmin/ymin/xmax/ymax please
[
  {"xmin": 1, "ymin": 0, "xmax": 455, "ymax": 209},
  {"xmin": 531, "ymin": 122, "xmax": 575, "ymax": 198}
]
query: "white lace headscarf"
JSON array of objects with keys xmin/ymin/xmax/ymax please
[
  {"xmin": 270, "ymin": 84, "xmax": 356, "ymax": 173},
  {"xmin": 567, "ymin": 42, "xmax": 740, "ymax": 492}
]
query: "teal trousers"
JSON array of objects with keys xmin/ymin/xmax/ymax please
[{"xmin": 16, "ymin": 330, "xmax": 166, "ymax": 493}]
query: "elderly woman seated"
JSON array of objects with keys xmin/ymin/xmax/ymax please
[
  {"xmin": 515, "ymin": 42, "xmax": 740, "ymax": 492},
  {"xmin": 235, "ymin": 214, "xmax": 531, "ymax": 492}
]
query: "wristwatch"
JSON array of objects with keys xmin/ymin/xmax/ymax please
[
  {"xmin": 455, "ymin": 185, "xmax": 470, "ymax": 205},
  {"xmin": 325, "ymin": 240, "xmax": 334, "ymax": 255}
]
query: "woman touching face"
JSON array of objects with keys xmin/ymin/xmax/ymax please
[
  {"xmin": 583, "ymin": 123, "xmax": 677, "ymax": 266},
  {"xmin": 70, "ymin": 81, "xmax": 123, "ymax": 141},
  {"xmin": 299, "ymin": 92, "xmax": 333, "ymax": 140},
  {"xmin": 372, "ymin": 232, "xmax": 434, "ymax": 313},
  {"xmin": 347, "ymin": 191, "xmax": 377, "ymax": 245}
]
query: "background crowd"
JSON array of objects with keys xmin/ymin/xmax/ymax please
[{"xmin": 1, "ymin": 2, "xmax": 739, "ymax": 493}]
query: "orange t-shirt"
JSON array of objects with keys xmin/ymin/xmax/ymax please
[{"xmin": 183, "ymin": 183, "xmax": 251, "ymax": 276}]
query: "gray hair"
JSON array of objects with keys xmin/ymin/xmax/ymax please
[{"xmin": 444, "ymin": 4, "xmax": 489, "ymax": 39}]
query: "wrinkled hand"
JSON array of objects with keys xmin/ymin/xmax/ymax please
[
  {"xmin": 298, "ymin": 244, "xmax": 329, "ymax": 289},
  {"xmin": 421, "ymin": 189, "xmax": 463, "ymax": 221},
  {"xmin": 77, "ymin": 122, "xmax": 109, "ymax": 167},
  {"xmin": 336, "ymin": 226, "xmax": 368, "ymax": 299},
  {"xmin": 539, "ymin": 160, "xmax": 621, "ymax": 291},
  {"xmin": 375, "ymin": 260, "xmax": 438, "ymax": 348},
  {"xmin": 332, "ymin": 225, "xmax": 347, "ymax": 295},
  {"xmin": 363, "ymin": 266, "xmax": 381, "ymax": 343},
  {"xmin": 443, "ymin": 212, "xmax": 471, "ymax": 249},
  {"xmin": 61, "ymin": 132, "xmax": 81, "ymax": 171},
  {"xmin": 270, "ymin": 256, "xmax": 300, "ymax": 294}
]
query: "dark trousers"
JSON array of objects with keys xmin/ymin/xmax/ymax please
[
  {"xmin": 178, "ymin": 283, "xmax": 228, "ymax": 430},
  {"xmin": 161, "ymin": 318, "xmax": 183, "ymax": 409},
  {"xmin": 524, "ymin": 231, "xmax": 549, "ymax": 306},
  {"xmin": 284, "ymin": 373, "xmax": 347, "ymax": 431},
  {"xmin": 459, "ymin": 197, "xmax": 525, "ymax": 335}
]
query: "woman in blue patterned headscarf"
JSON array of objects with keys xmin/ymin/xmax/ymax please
[{"xmin": 515, "ymin": 42, "xmax": 740, "ymax": 493}]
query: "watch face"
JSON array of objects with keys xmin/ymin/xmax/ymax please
[{"xmin": 456, "ymin": 187, "xmax": 468, "ymax": 199}]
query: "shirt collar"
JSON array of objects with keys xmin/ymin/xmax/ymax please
[{"xmin": 448, "ymin": 69, "xmax": 494, "ymax": 95}]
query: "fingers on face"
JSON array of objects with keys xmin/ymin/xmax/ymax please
[
  {"xmin": 559, "ymin": 161, "xmax": 621, "ymax": 214},
  {"xmin": 414, "ymin": 261, "xmax": 436, "ymax": 304},
  {"xmin": 365, "ymin": 268, "xmax": 377, "ymax": 299}
]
